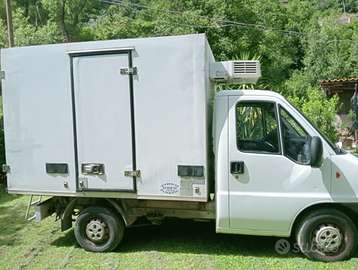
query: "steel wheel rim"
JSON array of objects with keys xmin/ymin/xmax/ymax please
[
  {"xmin": 312, "ymin": 223, "xmax": 343, "ymax": 253},
  {"xmin": 85, "ymin": 218, "xmax": 109, "ymax": 243}
]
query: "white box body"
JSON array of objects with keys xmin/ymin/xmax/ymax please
[{"xmin": 1, "ymin": 34, "xmax": 215, "ymax": 202}]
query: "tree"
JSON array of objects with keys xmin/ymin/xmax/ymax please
[
  {"xmin": 253, "ymin": 0, "xmax": 313, "ymax": 91},
  {"xmin": 0, "ymin": 0, "xmax": 354, "ymax": 142},
  {"xmin": 308, "ymin": 0, "xmax": 340, "ymax": 10},
  {"xmin": 0, "ymin": 19, "xmax": 8, "ymax": 48},
  {"xmin": 40, "ymin": 0, "xmax": 107, "ymax": 42},
  {"xmin": 338, "ymin": 0, "xmax": 358, "ymax": 13},
  {"xmin": 289, "ymin": 86, "xmax": 342, "ymax": 142},
  {"xmin": 84, "ymin": 4, "xmax": 138, "ymax": 41}
]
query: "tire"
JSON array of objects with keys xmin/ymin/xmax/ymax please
[
  {"xmin": 295, "ymin": 209, "xmax": 357, "ymax": 262},
  {"xmin": 74, "ymin": 206, "xmax": 124, "ymax": 252}
]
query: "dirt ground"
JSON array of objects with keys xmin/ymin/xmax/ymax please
[{"xmin": 339, "ymin": 128, "xmax": 358, "ymax": 149}]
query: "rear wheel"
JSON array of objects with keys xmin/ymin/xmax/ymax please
[
  {"xmin": 295, "ymin": 209, "xmax": 357, "ymax": 262},
  {"xmin": 74, "ymin": 206, "xmax": 124, "ymax": 252}
]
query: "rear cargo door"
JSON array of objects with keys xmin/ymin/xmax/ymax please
[{"xmin": 69, "ymin": 48, "xmax": 137, "ymax": 192}]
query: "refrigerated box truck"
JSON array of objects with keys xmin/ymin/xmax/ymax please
[{"xmin": 1, "ymin": 34, "xmax": 358, "ymax": 262}]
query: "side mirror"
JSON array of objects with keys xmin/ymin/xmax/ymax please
[{"xmin": 310, "ymin": 136, "xmax": 323, "ymax": 168}]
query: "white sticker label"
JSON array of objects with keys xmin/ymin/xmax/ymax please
[{"xmin": 160, "ymin": 183, "xmax": 179, "ymax": 194}]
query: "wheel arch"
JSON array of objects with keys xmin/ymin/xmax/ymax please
[
  {"xmin": 291, "ymin": 202, "xmax": 358, "ymax": 235},
  {"xmin": 60, "ymin": 197, "xmax": 134, "ymax": 232},
  {"xmin": 103, "ymin": 198, "xmax": 132, "ymax": 227}
]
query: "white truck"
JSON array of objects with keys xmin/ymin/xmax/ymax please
[{"xmin": 1, "ymin": 34, "xmax": 358, "ymax": 262}]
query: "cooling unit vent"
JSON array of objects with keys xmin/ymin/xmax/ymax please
[
  {"xmin": 233, "ymin": 61, "xmax": 258, "ymax": 74},
  {"xmin": 209, "ymin": 60, "xmax": 261, "ymax": 85}
]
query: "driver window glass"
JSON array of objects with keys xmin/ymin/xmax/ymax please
[
  {"xmin": 237, "ymin": 102, "xmax": 280, "ymax": 154},
  {"xmin": 280, "ymin": 107, "xmax": 310, "ymax": 164}
]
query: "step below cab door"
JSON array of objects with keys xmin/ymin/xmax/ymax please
[{"xmin": 226, "ymin": 95, "xmax": 331, "ymax": 235}]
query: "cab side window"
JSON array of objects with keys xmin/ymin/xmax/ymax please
[
  {"xmin": 280, "ymin": 107, "xmax": 310, "ymax": 164},
  {"xmin": 237, "ymin": 102, "xmax": 280, "ymax": 154}
]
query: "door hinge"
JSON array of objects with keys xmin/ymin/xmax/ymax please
[
  {"xmin": 0, "ymin": 71, "xmax": 5, "ymax": 80},
  {"xmin": 2, "ymin": 164, "xmax": 10, "ymax": 173},
  {"xmin": 124, "ymin": 170, "xmax": 141, "ymax": 177},
  {"xmin": 120, "ymin": 67, "xmax": 137, "ymax": 75}
]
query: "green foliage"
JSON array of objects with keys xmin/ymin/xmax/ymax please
[
  {"xmin": 308, "ymin": 0, "xmax": 340, "ymax": 10},
  {"xmin": 282, "ymin": 70, "xmax": 311, "ymax": 99},
  {"xmin": 40, "ymin": 0, "xmax": 107, "ymax": 42},
  {"xmin": 0, "ymin": 1, "xmax": 6, "ymax": 22},
  {"xmin": 85, "ymin": 5, "xmax": 137, "ymax": 41},
  {"xmin": 348, "ymin": 109, "xmax": 355, "ymax": 123},
  {"xmin": 237, "ymin": 106, "xmax": 264, "ymax": 139},
  {"xmin": 13, "ymin": 8, "xmax": 38, "ymax": 46},
  {"xmin": 237, "ymin": 103, "xmax": 277, "ymax": 140},
  {"xmin": 1, "ymin": 0, "xmax": 356, "ymax": 146},
  {"xmin": 290, "ymin": 87, "xmax": 342, "ymax": 142},
  {"xmin": 297, "ymin": 12, "xmax": 358, "ymax": 86},
  {"xmin": 2, "ymin": 0, "xmax": 356, "ymax": 91},
  {"xmin": 0, "ymin": 19, "xmax": 8, "ymax": 48}
]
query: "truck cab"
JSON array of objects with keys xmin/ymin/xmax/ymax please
[{"xmin": 213, "ymin": 89, "xmax": 358, "ymax": 262}]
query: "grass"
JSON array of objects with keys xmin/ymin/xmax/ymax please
[{"xmin": 1, "ymin": 184, "xmax": 358, "ymax": 270}]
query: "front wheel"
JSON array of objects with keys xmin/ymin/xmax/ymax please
[
  {"xmin": 74, "ymin": 206, "xmax": 124, "ymax": 252},
  {"xmin": 295, "ymin": 209, "xmax": 357, "ymax": 262}
]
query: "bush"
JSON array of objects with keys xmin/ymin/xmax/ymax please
[{"xmin": 289, "ymin": 86, "xmax": 342, "ymax": 143}]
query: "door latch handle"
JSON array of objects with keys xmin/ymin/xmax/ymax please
[
  {"xmin": 230, "ymin": 161, "xmax": 244, "ymax": 174},
  {"xmin": 81, "ymin": 163, "xmax": 105, "ymax": 175}
]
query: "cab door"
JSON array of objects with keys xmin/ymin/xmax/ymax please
[{"xmin": 228, "ymin": 96, "xmax": 330, "ymax": 234}]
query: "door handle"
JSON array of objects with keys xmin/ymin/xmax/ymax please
[
  {"xmin": 230, "ymin": 161, "xmax": 244, "ymax": 174},
  {"xmin": 81, "ymin": 163, "xmax": 105, "ymax": 175}
]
